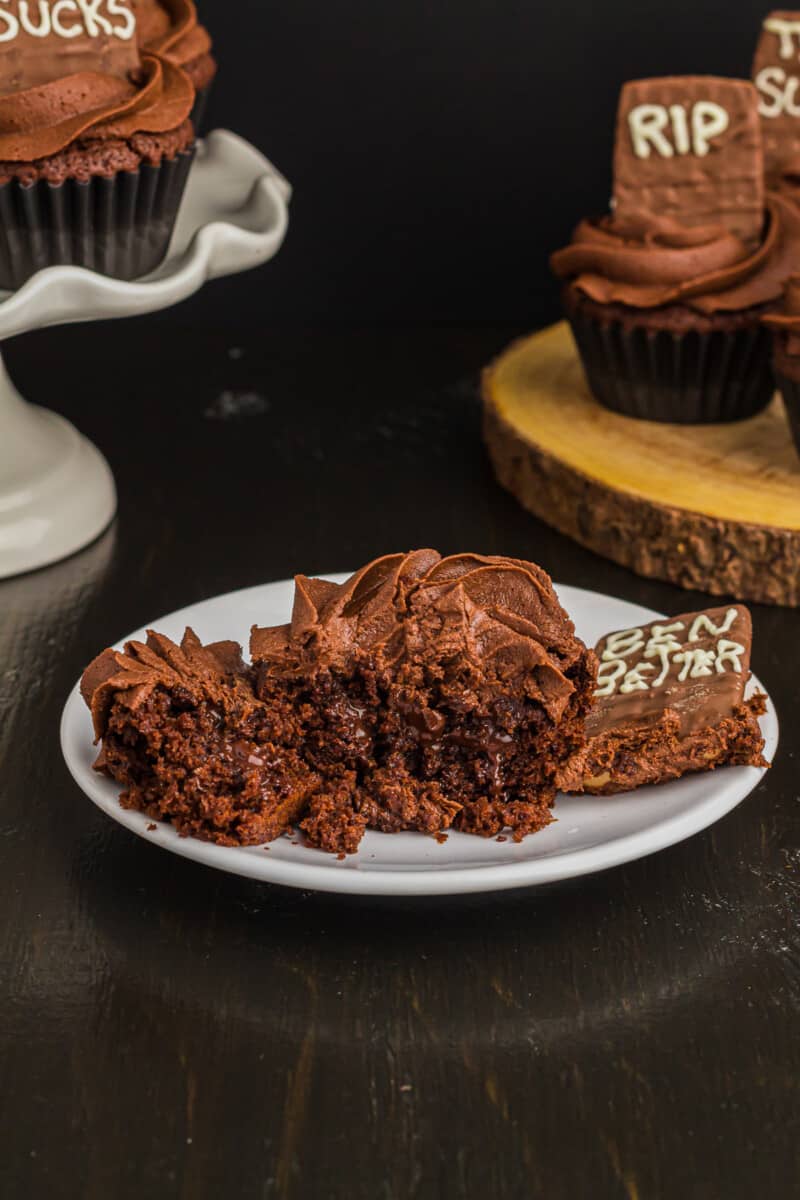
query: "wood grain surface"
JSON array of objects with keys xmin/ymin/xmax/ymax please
[
  {"xmin": 1, "ymin": 321, "xmax": 797, "ymax": 1200},
  {"xmin": 484, "ymin": 322, "xmax": 800, "ymax": 606}
]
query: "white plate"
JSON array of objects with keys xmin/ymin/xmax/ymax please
[{"xmin": 60, "ymin": 579, "xmax": 778, "ymax": 897}]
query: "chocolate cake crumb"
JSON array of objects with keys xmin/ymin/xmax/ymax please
[
  {"xmin": 0, "ymin": 121, "xmax": 195, "ymax": 186},
  {"xmin": 81, "ymin": 629, "xmax": 316, "ymax": 846},
  {"xmin": 250, "ymin": 551, "xmax": 595, "ymax": 854},
  {"xmin": 81, "ymin": 551, "xmax": 597, "ymax": 855}
]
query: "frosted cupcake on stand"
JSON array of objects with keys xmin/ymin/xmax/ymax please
[{"xmin": 0, "ymin": 0, "xmax": 196, "ymax": 288}]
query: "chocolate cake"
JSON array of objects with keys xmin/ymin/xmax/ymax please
[
  {"xmin": 81, "ymin": 551, "xmax": 597, "ymax": 854},
  {"xmin": 558, "ymin": 605, "xmax": 767, "ymax": 795},
  {"xmin": 81, "ymin": 629, "xmax": 316, "ymax": 845},
  {"xmin": 251, "ymin": 551, "xmax": 597, "ymax": 852}
]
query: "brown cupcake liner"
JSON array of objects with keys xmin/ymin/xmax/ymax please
[
  {"xmin": 190, "ymin": 83, "xmax": 213, "ymax": 134},
  {"xmin": 0, "ymin": 146, "xmax": 195, "ymax": 291},
  {"xmin": 773, "ymin": 369, "xmax": 800, "ymax": 457},
  {"xmin": 567, "ymin": 307, "xmax": 774, "ymax": 424}
]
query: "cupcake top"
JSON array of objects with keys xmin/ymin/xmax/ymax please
[
  {"xmin": 0, "ymin": 0, "xmax": 193, "ymax": 163},
  {"xmin": 551, "ymin": 194, "xmax": 800, "ymax": 313},
  {"xmin": 552, "ymin": 75, "xmax": 800, "ymax": 313},
  {"xmin": 762, "ymin": 273, "xmax": 800, "ymax": 353},
  {"xmin": 251, "ymin": 550, "xmax": 588, "ymax": 720},
  {"xmin": 81, "ymin": 628, "xmax": 249, "ymax": 744},
  {"xmin": 133, "ymin": 0, "xmax": 214, "ymax": 81}
]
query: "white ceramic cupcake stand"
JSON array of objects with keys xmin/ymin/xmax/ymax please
[{"xmin": 0, "ymin": 129, "xmax": 291, "ymax": 578}]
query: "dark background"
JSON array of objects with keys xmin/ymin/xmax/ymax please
[
  {"xmin": 4, "ymin": 5, "xmax": 799, "ymax": 1199},
  {"xmin": 179, "ymin": 0, "xmax": 770, "ymax": 328}
]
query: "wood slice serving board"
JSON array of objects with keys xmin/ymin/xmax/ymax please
[{"xmin": 483, "ymin": 321, "xmax": 800, "ymax": 607}]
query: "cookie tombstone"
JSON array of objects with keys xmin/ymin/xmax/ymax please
[
  {"xmin": 559, "ymin": 604, "xmax": 767, "ymax": 795},
  {"xmin": 753, "ymin": 10, "xmax": 800, "ymax": 181},
  {"xmin": 613, "ymin": 77, "xmax": 764, "ymax": 246},
  {"xmin": 0, "ymin": 0, "xmax": 138, "ymax": 93}
]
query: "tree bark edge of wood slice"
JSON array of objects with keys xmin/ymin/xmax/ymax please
[{"xmin": 483, "ymin": 322, "xmax": 800, "ymax": 608}]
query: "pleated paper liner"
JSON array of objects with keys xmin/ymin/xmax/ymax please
[
  {"xmin": 567, "ymin": 306, "xmax": 774, "ymax": 424},
  {"xmin": 190, "ymin": 83, "xmax": 213, "ymax": 134},
  {"xmin": 773, "ymin": 369, "xmax": 800, "ymax": 460},
  {"xmin": 0, "ymin": 146, "xmax": 195, "ymax": 291}
]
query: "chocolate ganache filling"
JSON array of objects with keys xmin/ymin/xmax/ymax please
[{"xmin": 551, "ymin": 194, "xmax": 800, "ymax": 313}]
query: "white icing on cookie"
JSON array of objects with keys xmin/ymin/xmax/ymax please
[
  {"xmin": 715, "ymin": 640, "xmax": 745, "ymax": 674},
  {"xmin": 673, "ymin": 647, "xmax": 716, "ymax": 682},
  {"xmin": 628, "ymin": 101, "xmax": 729, "ymax": 159},
  {"xmin": 594, "ymin": 609, "xmax": 746, "ymax": 699},
  {"xmin": 0, "ymin": 0, "xmax": 135, "ymax": 43},
  {"xmin": 688, "ymin": 607, "xmax": 737, "ymax": 642},
  {"xmin": 764, "ymin": 15, "xmax": 800, "ymax": 61}
]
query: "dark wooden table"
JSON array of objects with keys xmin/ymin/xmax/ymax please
[{"xmin": 2, "ymin": 316, "xmax": 797, "ymax": 1199}]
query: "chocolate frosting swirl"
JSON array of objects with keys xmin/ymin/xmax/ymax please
[
  {"xmin": 0, "ymin": 49, "xmax": 193, "ymax": 161},
  {"xmin": 135, "ymin": 0, "xmax": 212, "ymax": 68},
  {"xmin": 81, "ymin": 628, "xmax": 248, "ymax": 744},
  {"xmin": 551, "ymin": 194, "xmax": 800, "ymax": 313},
  {"xmin": 251, "ymin": 551, "xmax": 589, "ymax": 723}
]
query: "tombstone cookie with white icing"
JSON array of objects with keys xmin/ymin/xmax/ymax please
[
  {"xmin": 0, "ymin": 0, "xmax": 196, "ymax": 287},
  {"xmin": 558, "ymin": 605, "xmax": 768, "ymax": 795},
  {"xmin": 613, "ymin": 76, "xmax": 764, "ymax": 247},
  {"xmin": 753, "ymin": 10, "xmax": 800, "ymax": 183},
  {"xmin": 0, "ymin": 1, "xmax": 139, "ymax": 91}
]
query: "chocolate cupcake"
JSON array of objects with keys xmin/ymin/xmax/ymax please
[
  {"xmin": 552, "ymin": 199, "xmax": 800, "ymax": 423},
  {"xmin": 551, "ymin": 76, "xmax": 800, "ymax": 423},
  {"xmin": 0, "ymin": 1, "xmax": 196, "ymax": 288},
  {"xmin": 763, "ymin": 275, "xmax": 800, "ymax": 455},
  {"xmin": 134, "ymin": 0, "xmax": 216, "ymax": 129}
]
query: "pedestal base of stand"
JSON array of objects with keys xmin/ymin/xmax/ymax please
[
  {"xmin": 0, "ymin": 367, "xmax": 116, "ymax": 579},
  {"xmin": 0, "ymin": 130, "xmax": 289, "ymax": 579}
]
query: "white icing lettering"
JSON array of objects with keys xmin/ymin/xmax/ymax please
[
  {"xmin": 669, "ymin": 104, "xmax": 691, "ymax": 154},
  {"xmin": 629, "ymin": 104, "xmax": 674, "ymax": 158},
  {"xmin": 715, "ymin": 639, "xmax": 745, "ymax": 674},
  {"xmin": 602, "ymin": 627, "xmax": 645, "ymax": 662},
  {"xmin": 74, "ymin": 0, "xmax": 111, "ymax": 36},
  {"xmin": 106, "ymin": 0, "xmax": 133, "ymax": 38},
  {"xmin": 620, "ymin": 663, "xmax": 654, "ymax": 694},
  {"xmin": 629, "ymin": 101, "xmax": 729, "ymax": 158},
  {"xmin": 0, "ymin": 4, "xmax": 20, "ymax": 41},
  {"xmin": 688, "ymin": 607, "xmax": 738, "ymax": 642},
  {"xmin": 643, "ymin": 621, "xmax": 685, "ymax": 687},
  {"xmin": 785, "ymin": 74, "xmax": 800, "ymax": 117},
  {"xmin": 19, "ymin": 1, "xmax": 50, "ymax": 35},
  {"xmin": 755, "ymin": 66, "xmax": 800, "ymax": 119},
  {"xmin": 596, "ymin": 610, "xmax": 748, "ymax": 701},
  {"xmin": 0, "ymin": 0, "xmax": 134, "ymax": 40},
  {"xmin": 595, "ymin": 659, "xmax": 626, "ymax": 699},
  {"xmin": 764, "ymin": 15, "xmax": 800, "ymax": 60},
  {"xmin": 691, "ymin": 101, "xmax": 729, "ymax": 157},
  {"xmin": 673, "ymin": 648, "xmax": 716, "ymax": 682},
  {"xmin": 51, "ymin": 0, "xmax": 79, "ymax": 35},
  {"xmin": 756, "ymin": 66, "xmax": 787, "ymax": 118}
]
